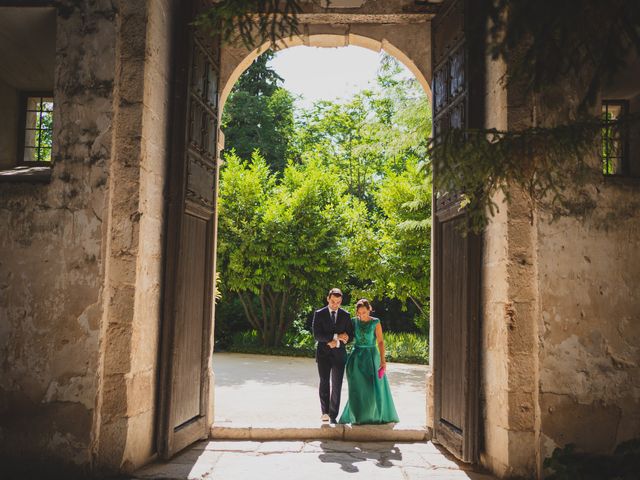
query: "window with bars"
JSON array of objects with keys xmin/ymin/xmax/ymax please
[
  {"xmin": 19, "ymin": 93, "xmax": 54, "ymax": 164},
  {"xmin": 601, "ymin": 100, "xmax": 628, "ymax": 175}
]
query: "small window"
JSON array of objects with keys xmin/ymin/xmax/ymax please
[
  {"xmin": 601, "ymin": 100, "xmax": 629, "ymax": 176},
  {"xmin": 19, "ymin": 93, "xmax": 54, "ymax": 165}
]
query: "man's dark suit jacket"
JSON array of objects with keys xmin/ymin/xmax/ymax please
[{"xmin": 312, "ymin": 306, "xmax": 354, "ymax": 359}]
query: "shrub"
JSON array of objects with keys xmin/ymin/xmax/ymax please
[
  {"xmin": 543, "ymin": 439, "xmax": 640, "ymax": 480},
  {"xmin": 225, "ymin": 329, "xmax": 429, "ymax": 364}
]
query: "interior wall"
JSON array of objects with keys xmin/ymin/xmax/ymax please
[
  {"xmin": 0, "ymin": 7, "xmax": 56, "ymax": 169},
  {"xmin": 0, "ymin": 1, "xmax": 115, "ymax": 470},
  {"xmin": 535, "ymin": 137, "xmax": 640, "ymax": 460},
  {"xmin": 0, "ymin": 78, "xmax": 18, "ymax": 168}
]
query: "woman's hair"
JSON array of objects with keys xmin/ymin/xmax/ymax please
[{"xmin": 355, "ymin": 298, "xmax": 372, "ymax": 311}]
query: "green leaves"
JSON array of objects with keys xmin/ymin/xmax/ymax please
[
  {"xmin": 428, "ymin": 118, "xmax": 608, "ymax": 232},
  {"xmin": 222, "ymin": 50, "xmax": 295, "ymax": 172},
  {"xmin": 217, "ymin": 151, "xmax": 349, "ymax": 345},
  {"xmin": 218, "ymin": 52, "xmax": 432, "ymax": 345},
  {"xmin": 195, "ymin": 0, "xmax": 303, "ymax": 49}
]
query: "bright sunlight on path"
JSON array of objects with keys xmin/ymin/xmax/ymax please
[
  {"xmin": 134, "ymin": 440, "xmax": 497, "ymax": 480},
  {"xmin": 212, "ymin": 353, "xmax": 428, "ymax": 427}
]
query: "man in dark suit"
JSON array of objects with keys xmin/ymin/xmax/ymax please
[{"xmin": 312, "ymin": 288, "xmax": 354, "ymax": 424}]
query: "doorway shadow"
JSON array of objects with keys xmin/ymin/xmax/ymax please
[{"xmin": 317, "ymin": 441, "xmax": 402, "ymax": 473}]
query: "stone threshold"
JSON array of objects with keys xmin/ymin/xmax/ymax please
[{"xmin": 211, "ymin": 422, "xmax": 431, "ymax": 442}]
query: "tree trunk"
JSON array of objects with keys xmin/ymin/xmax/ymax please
[{"xmin": 237, "ymin": 286, "xmax": 292, "ymax": 348}]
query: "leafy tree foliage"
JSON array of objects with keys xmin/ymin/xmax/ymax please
[
  {"xmin": 218, "ymin": 52, "xmax": 432, "ymax": 345},
  {"xmin": 217, "ymin": 152, "xmax": 352, "ymax": 346},
  {"xmin": 222, "ymin": 50, "xmax": 295, "ymax": 172}
]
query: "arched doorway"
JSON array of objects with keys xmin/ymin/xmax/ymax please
[
  {"xmin": 212, "ymin": 42, "xmax": 431, "ymax": 435},
  {"xmin": 157, "ymin": 0, "xmax": 483, "ymax": 467}
]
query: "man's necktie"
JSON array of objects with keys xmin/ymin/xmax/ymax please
[{"xmin": 331, "ymin": 310, "xmax": 336, "ymax": 325}]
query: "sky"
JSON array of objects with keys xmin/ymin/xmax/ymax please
[{"xmin": 268, "ymin": 45, "xmax": 411, "ymax": 108}]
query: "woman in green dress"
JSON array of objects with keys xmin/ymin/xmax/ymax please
[{"xmin": 338, "ymin": 298, "xmax": 399, "ymax": 425}]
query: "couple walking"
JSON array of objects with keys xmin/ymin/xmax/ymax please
[{"xmin": 312, "ymin": 288, "xmax": 399, "ymax": 425}]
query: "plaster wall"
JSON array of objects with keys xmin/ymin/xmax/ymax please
[
  {"xmin": 0, "ymin": 6, "xmax": 56, "ymax": 169},
  {"xmin": 0, "ymin": 78, "xmax": 19, "ymax": 168},
  {"xmin": 0, "ymin": 0, "xmax": 116, "ymax": 469},
  {"xmin": 0, "ymin": 0, "xmax": 174, "ymax": 473},
  {"xmin": 535, "ymin": 156, "xmax": 640, "ymax": 460}
]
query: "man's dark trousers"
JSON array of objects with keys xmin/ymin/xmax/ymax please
[{"xmin": 312, "ymin": 306, "xmax": 354, "ymax": 421}]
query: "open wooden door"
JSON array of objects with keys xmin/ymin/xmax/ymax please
[
  {"xmin": 157, "ymin": 0, "xmax": 220, "ymax": 459},
  {"xmin": 431, "ymin": 0, "xmax": 484, "ymax": 464}
]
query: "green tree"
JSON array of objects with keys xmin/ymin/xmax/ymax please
[
  {"xmin": 217, "ymin": 151, "xmax": 350, "ymax": 346},
  {"xmin": 222, "ymin": 50, "xmax": 295, "ymax": 172},
  {"xmin": 344, "ymin": 159, "xmax": 431, "ymax": 326}
]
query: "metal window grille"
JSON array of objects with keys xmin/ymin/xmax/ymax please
[
  {"xmin": 601, "ymin": 100, "xmax": 628, "ymax": 176},
  {"xmin": 20, "ymin": 94, "xmax": 54, "ymax": 164}
]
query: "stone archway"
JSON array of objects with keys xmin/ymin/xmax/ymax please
[
  {"xmin": 211, "ymin": 20, "xmax": 436, "ymax": 434},
  {"xmin": 218, "ymin": 31, "xmax": 433, "ymax": 115}
]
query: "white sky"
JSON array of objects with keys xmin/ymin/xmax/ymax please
[{"xmin": 268, "ymin": 45, "xmax": 407, "ymax": 108}]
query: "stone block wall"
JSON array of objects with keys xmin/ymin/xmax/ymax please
[
  {"xmin": 93, "ymin": 0, "xmax": 173, "ymax": 472},
  {"xmin": 479, "ymin": 53, "xmax": 540, "ymax": 479},
  {"xmin": 480, "ymin": 45, "xmax": 640, "ymax": 478}
]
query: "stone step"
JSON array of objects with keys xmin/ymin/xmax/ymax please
[{"xmin": 211, "ymin": 422, "xmax": 431, "ymax": 442}]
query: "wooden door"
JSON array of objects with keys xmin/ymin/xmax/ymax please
[
  {"xmin": 431, "ymin": 0, "xmax": 484, "ymax": 464},
  {"xmin": 157, "ymin": 0, "xmax": 220, "ymax": 458}
]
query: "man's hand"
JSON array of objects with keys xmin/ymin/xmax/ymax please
[
  {"xmin": 338, "ymin": 333, "xmax": 349, "ymax": 343},
  {"xmin": 327, "ymin": 339, "xmax": 338, "ymax": 348}
]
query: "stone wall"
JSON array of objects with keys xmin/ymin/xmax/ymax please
[
  {"xmin": 480, "ymin": 46, "xmax": 640, "ymax": 478},
  {"xmin": 479, "ymin": 53, "xmax": 540, "ymax": 478},
  {"xmin": 535, "ymin": 155, "xmax": 640, "ymax": 459},
  {"xmin": 219, "ymin": 21, "xmax": 432, "ymax": 115},
  {"xmin": 0, "ymin": 6, "xmax": 56, "ymax": 168},
  {"xmin": 92, "ymin": 0, "xmax": 173, "ymax": 472},
  {"xmin": 0, "ymin": 0, "xmax": 175, "ymax": 474},
  {"xmin": 0, "ymin": 0, "xmax": 116, "ymax": 469},
  {"xmin": 0, "ymin": 78, "xmax": 19, "ymax": 168}
]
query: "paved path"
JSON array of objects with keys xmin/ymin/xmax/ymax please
[
  {"xmin": 133, "ymin": 355, "xmax": 496, "ymax": 479},
  {"xmin": 134, "ymin": 440, "xmax": 497, "ymax": 480},
  {"xmin": 212, "ymin": 352, "xmax": 428, "ymax": 427}
]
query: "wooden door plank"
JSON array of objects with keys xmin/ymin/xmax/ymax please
[
  {"xmin": 431, "ymin": 0, "xmax": 483, "ymax": 464},
  {"xmin": 157, "ymin": 0, "xmax": 219, "ymax": 459}
]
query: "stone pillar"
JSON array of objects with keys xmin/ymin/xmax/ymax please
[
  {"xmin": 93, "ymin": 0, "xmax": 174, "ymax": 473},
  {"xmin": 479, "ymin": 54, "xmax": 540, "ymax": 478}
]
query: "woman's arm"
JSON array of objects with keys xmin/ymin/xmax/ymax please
[{"xmin": 375, "ymin": 322, "xmax": 386, "ymax": 368}]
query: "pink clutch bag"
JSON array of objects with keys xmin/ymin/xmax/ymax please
[{"xmin": 378, "ymin": 366, "xmax": 385, "ymax": 379}]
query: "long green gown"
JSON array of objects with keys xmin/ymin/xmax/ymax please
[{"xmin": 338, "ymin": 317, "xmax": 399, "ymax": 425}]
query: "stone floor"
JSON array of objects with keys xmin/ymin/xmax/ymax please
[
  {"xmin": 133, "ymin": 440, "xmax": 497, "ymax": 480},
  {"xmin": 133, "ymin": 354, "xmax": 494, "ymax": 479},
  {"xmin": 212, "ymin": 352, "xmax": 428, "ymax": 427}
]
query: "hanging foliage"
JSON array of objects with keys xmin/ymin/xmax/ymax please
[
  {"xmin": 194, "ymin": 0, "xmax": 304, "ymax": 49},
  {"xmin": 198, "ymin": 0, "xmax": 640, "ymax": 229},
  {"xmin": 429, "ymin": 121, "xmax": 595, "ymax": 231},
  {"xmin": 486, "ymin": 0, "xmax": 640, "ymax": 111}
]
